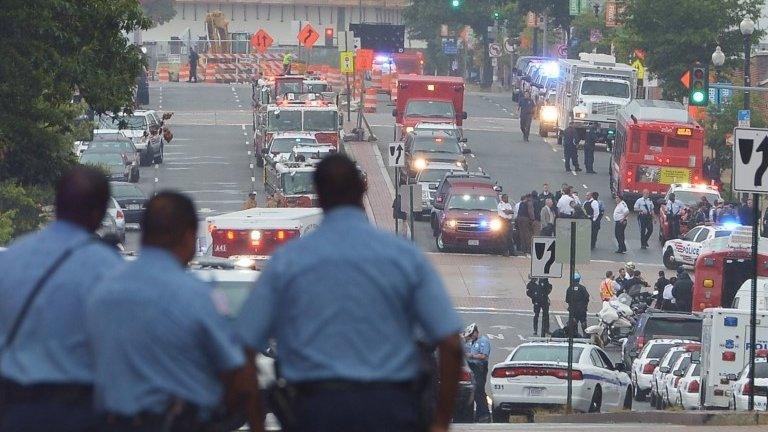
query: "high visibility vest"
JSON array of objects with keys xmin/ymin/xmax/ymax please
[
  {"xmin": 600, "ymin": 279, "xmax": 615, "ymax": 300},
  {"xmin": 283, "ymin": 54, "xmax": 292, "ymax": 65}
]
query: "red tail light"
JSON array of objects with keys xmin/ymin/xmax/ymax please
[
  {"xmin": 211, "ymin": 229, "xmax": 301, "ymax": 258},
  {"xmin": 636, "ymin": 336, "xmax": 646, "ymax": 350},
  {"xmin": 722, "ymin": 351, "xmax": 736, "ymax": 361},
  {"xmin": 492, "ymin": 367, "xmax": 582, "ymax": 380},
  {"xmin": 687, "ymin": 379, "xmax": 700, "ymax": 393},
  {"xmin": 642, "ymin": 362, "xmax": 657, "ymax": 374},
  {"xmin": 459, "ymin": 368, "xmax": 472, "ymax": 383},
  {"xmin": 116, "ymin": 210, "xmax": 124, "ymax": 220},
  {"xmin": 742, "ymin": 382, "xmax": 752, "ymax": 395}
]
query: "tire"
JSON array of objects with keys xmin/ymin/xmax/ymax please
[
  {"xmin": 588, "ymin": 386, "xmax": 602, "ymax": 413},
  {"xmin": 663, "ymin": 248, "xmax": 676, "ymax": 270},
  {"xmin": 491, "ymin": 406, "xmax": 508, "ymax": 423},
  {"xmin": 633, "ymin": 382, "xmax": 646, "ymax": 402},
  {"xmin": 436, "ymin": 232, "xmax": 448, "ymax": 252},
  {"xmin": 624, "ymin": 387, "xmax": 633, "ymax": 410},
  {"xmin": 539, "ymin": 125, "xmax": 547, "ymax": 137}
]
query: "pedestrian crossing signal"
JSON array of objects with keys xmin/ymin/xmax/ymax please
[{"xmin": 689, "ymin": 63, "xmax": 709, "ymax": 107}]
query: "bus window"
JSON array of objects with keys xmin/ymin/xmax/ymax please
[
  {"xmin": 667, "ymin": 136, "xmax": 689, "ymax": 148},
  {"xmin": 647, "ymin": 133, "xmax": 664, "ymax": 148},
  {"xmin": 630, "ymin": 130, "xmax": 640, "ymax": 152}
]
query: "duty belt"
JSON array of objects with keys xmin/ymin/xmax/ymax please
[{"xmin": 0, "ymin": 379, "xmax": 92, "ymax": 404}]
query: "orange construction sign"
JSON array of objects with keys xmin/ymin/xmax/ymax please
[
  {"xmin": 355, "ymin": 49, "xmax": 374, "ymax": 71},
  {"xmin": 251, "ymin": 29, "xmax": 274, "ymax": 54},
  {"xmin": 680, "ymin": 70, "xmax": 691, "ymax": 89},
  {"xmin": 298, "ymin": 24, "xmax": 320, "ymax": 49}
]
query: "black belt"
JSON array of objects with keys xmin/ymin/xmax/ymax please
[
  {"xmin": 0, "ymin": 379, "xmax": 92, "ymax": 404},
  {"xmin": 105, "ymin": 412, "xmax": 167, "ymax": 428},
  {"xmin": 294, "ymin": 379, "xmax": 419, "ymax": 395}
]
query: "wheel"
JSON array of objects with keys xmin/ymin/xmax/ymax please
[
  {"xmin": 650, "ymin": 390, "xmax": 657, "ymax": 407},
  {"xmin": 633, "ymin": 381, "xmax": 646, "ymax": 402},
  {"xmin": 588, "ymin": 386, "xmax": 602, "ymax": 413},
  {"xmin": 624, "ymin": 387, "xmax": 633, "ymax": 410},
  {"xmin": 436, "ymin": 232, "xmax": 448, "ymax": 252},
  {"xmin": 539, "ymin": 125, "xmax": 547, "ymax": 137},
  {"xmin": 491, "ymin": 406, "xmax": 508, "ymax": 423},
  {"xmin": 663, "ymin": 248, "xmax": 676, "ymax": 270}
]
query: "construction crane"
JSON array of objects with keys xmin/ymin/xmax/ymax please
[{"xmin": 204, "ymin": 10, "xmax": 230, "ymax": 54}]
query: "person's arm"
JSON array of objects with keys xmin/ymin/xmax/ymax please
[
  {"xmin": 433, "ymin": 334, "xmax": 463, "ymax": 432},
  {"xmin": 221, "ymin": 350, "xmax": 264, "ymax": 432}
]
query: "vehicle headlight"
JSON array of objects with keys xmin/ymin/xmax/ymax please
[
  {"xmin": 573, "ymin": 106, "xmax": 588, "ymax": 119},
  {"xmin": 405, "ymin": 126, "xmax": 414, "ymax": 133},
  {"xmin": 490, "ymin": 218, "xmax": 503, "ymax": 231},
  {"xmin": 541, "ymin": 106, "xmax": 558, "ymax": 122},
  {"xmin": 413, "ymin": 158, "xmax": 427, "ymax": 170},
  {"xmin": 446, "ymin": 219, "xmax": 457, "ymax": 229}
]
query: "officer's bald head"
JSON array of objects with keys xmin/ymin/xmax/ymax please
[
  {"xmin": 314, "ymin": 154, "xmax": 366, "ymax": 211},
  {"xmin": 142, "ymin": 191, "xmax": 198, "ymax": 264},
  {"xmin": 55, "ymin": 166, "xmax": 110, "ymax": 232}
]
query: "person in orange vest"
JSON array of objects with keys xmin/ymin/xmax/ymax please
[{"xmin": 600, "ymin": 270, "xmax": 620, "ymax": 302}]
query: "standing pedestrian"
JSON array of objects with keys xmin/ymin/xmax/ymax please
[
  {"xmin": 188, "ymin": 47, "xmax": 199, "ymax": 83},
  {"xmin": 654, "ymin": 271, "xmax": 669, "ymax": 309},
  {"xmin": 527, "ymin": 278, "xmax": 552, "ymax": 336},
  {"xmin": 634, "ymin": 189, "xmax": 655, "ymax": 249},
  {"xmin": 463, "ymin": 324, "xmax": 491, "ymax": 423},
  {"xmin": 0, "ymin": 166, "xmax": 124, "ymax": 432},
  {"xmin": 518, "ymin": 91, "xmax": 535, "ymax": 142},
  {"xmin": 585, "ymin": 192, "xmax": 602, "ymax": 249},
  {"xmin": 615, "ymin": 267, "xmax": 628, "ymax": 287},
  {"xmin": 540, "ymin": 183, "xmax": 554, "ymax": 203},
  {"xmin": 235, "ymin": 154, "xmax": 464, "ymax": 432},
  {"xmin": 584, "ymin": 122, "xmax": 598, "ymax": 173},
  {"xmin": 565, "ymin": 273, "xmax": 590, "ymax": 336},
  {"xmin": 497, "ymin": 194, "xmax": 515, "ymax": 256},
  {"xmin": 557, "ymin": 186, "xmax": 575, "ymax": 217},
  {"xmin": 563, "ymin": 122, "xmax": 582, "ymax": 172},
  {"xmin": 672, "ymin": 267, "xmax": 693, "ymax": 313},
  {"xmin": 243, "ymin": 191, "xmax": 258, "ymax": 210},
  {"xmin": 600, "ymin": 271, "xmax": 619, "ymax": 301},
  {"xmin": 613, "ymin": 195, "xmax": 629, "ymax": 254},
  {"xmin": 666, "ymin": 193, "xmax": 683, "ymax": 239},
  {"xmin": 86, "ymin": 192, "xmax": 262, "ymax": 432},
  {"xmin": 282, "ymin": 52, "xmax": 294, "ymax": 75},
  {"xmin": 540, "ymin": 198, "xmax": 556, "ymax": 236},
  {"xmin": 531, "ymin": 191, "xmax": 542, "ymax": 236},
  {"xmin": 739, "ymin": 198, "xmax": 755, "ymax": 226},
  {"xmin": 554, "ymin": 183, "xmax": 569, "ymax": 202},
  {"xmin": 517, "ymin": 194, "xmax": 534, "ymax": 254},
  {"xmin": 662, "ymin": 277, "xmax": 678, "ymax": 311}
]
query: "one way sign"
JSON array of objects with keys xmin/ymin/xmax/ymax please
[
  {"xmin": 388, "ymin": 142, "xmax": 405, "ymax": 167},
  {"xmin": 531, "ymin": 236, "xmax": 562, "ymax": 278},
  {"xmin": 733, "ymin": 127, "xmax": 768, "ymax": 193}
]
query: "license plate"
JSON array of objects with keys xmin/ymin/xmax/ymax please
[
  {"xmin": 128, "ymin": 204, "xmax": 141, "ymax": 210},
  {"xmin": 468, "ymin": 239, "xmax": 480, "ymax": 246},
  {"xmin": 527, "ymin": 387, "xmax": 544, "ymax": 396}
]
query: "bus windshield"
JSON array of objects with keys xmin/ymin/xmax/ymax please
[
  {"xmin": 580, "ymin": 80, "xmax": 630, "ymax": 98},
  {"xmin": 268, "ymin": 111, "xmax": 302, "ymax": 131}
]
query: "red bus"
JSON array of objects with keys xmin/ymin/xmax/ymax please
[
  {"xmin": 611, "ymin": 100, "xmax": 705, "ymax": 203},
  {"xmin": 692, "ymin": 227, "xmax": 768, "ymax": 311}
]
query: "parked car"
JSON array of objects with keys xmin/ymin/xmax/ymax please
[
  {"xmin": 661, "ymin": 224, "xmax": 737, "ymax": 269},
  {"xmin": 729, "ymin": 349, "xmax": 768, "ymax": 411},
  {"xmin": 401, "ymin": 132, "xmax": 470, "ymax": 181},
  {"xmin": 622, "ymin": 309, "xmax": 703, "ymax": 369},
  {"xmin": 630, "ymin": 338, "xmax": 689, "ymax": 401},
  {"xmin": 650, "ymin": 345, "xmax": 692, "ymax": 409},
  {"xmin": 110, "ymin": 182, "xmax": 148, "ymax": 224},
  {"xmin": 676, "ymin": 362, "xmax": 702, "ymax": 410},
  {"xmin": 85, "ymin": 134, "xmax": 140, "ymax": 182},
  {"xmin": 80, "ymin": 151, "xmax": 132, "ymax": 182},
  {"xmin": 433, "ymin": 187, "xmax": 506, "ymax": 254},
  {"xmin": 429, "ymin": 171, "xmax": 499, "ymax": 233},
  {"xmin": 415, "ymin": 162, "xmax": 466, "ymax": 218},
  {"xmin": 662, "ymin": 350, "xmax": 695, "ymax": 408},
  {"xmin": 95, "ymin": 110, "xmax": 167, "ymax": 166}
]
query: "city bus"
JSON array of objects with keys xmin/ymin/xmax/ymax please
[
  {"xmin": 692, "ymin": 226, "xmax": 768, "ymax": 311},
  {"xmin": 611, "ymin": 100, "xmax": 705, "ymax": 204}
]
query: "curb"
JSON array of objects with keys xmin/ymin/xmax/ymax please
[{"xmin": 534, "ymin": 411, "xmax": 768, "ymax": 426}]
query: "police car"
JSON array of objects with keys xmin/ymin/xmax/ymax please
[
  {"xmin": 661, "ymin": 351, "xmax": 694, "ymax": 408},
  {"xmin": 730, "ymin": 349, "xmax": 768, "ymax": 411},
  {"xmin": 663, "ymin": 183, "xmax": 721, "ymax": 207},
  {"xmin": 649, "ymin": 344, "xmax": 694, "ymax": 409},
  {"xmin": 675, "ymin": 362, "xmax": 702, "ymax": 410},
  {"xmin": 489, "ymin": 340, "xmax": 632, "ymax": 420},
  {"xmin": 630, "ymin": 339, "xmax": 688, "ymax": 401},
  {"xmin": 661, "ymin": 224, "xmax": 737, "ymax": 270},
  {"xmin": 410, "ymin": 122, "xmax": 466, "ymax": 142}
]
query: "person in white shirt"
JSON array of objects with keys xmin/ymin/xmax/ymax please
[
  {"xmin": 497, "ymin": 194, "xmax": 515, "ymax": 256},
  {"xmin": 613, "ymin": 195, "xmax": 630, "ymax": 253},
  {"xmin": 586, "ymin": 192, "xmax": 602, "ymax": 250},
  {"xmin": 666, "ymin": 193, "xmax": 684, "ymax": 239},
  {"xmin": 557, "ymin": 187, "xmax": 575, "ymax": 217},
  {"xmin": 634, "ymin": 189, "xmax": 655, "ymax": 249},
  {"xmin": 662, "ymin": 277, "xmax": 678, "ymax": 311}
]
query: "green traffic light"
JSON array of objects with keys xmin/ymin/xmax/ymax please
[
  {"xmin": 691, "ymin": 91, "xmax": 705, "ymax": 104},
  {"xmin": 451, "ymin": 0, "xmax": 460, "ymax": 7},
  {"xmin": 493, "ymin": 12, "xmax": 500, "ymax": 18}
]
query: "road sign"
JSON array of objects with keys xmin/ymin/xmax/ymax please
[
  {"xmin": 733, "ymin": 127, "xmax": 768, "ymax": 193},
  {"xmin": 589, "ymin": 28, "xmax": 603, "ymax": 43},
  {"xmin": 557, "ymin": 44, "xmax": 568, "ymax": 58},
  {"xmin": 531, "ymin": 237, "xmax": 563, "ymax": 278},
  {"xmin": 355, "ymin": 48, "xmax": 374, "ymax": 71},
  {"xmin": 250, "ymin": 29, "xmax": 274, "ymax": 54},
  {"xmin": 739, "ymin": 110, "xmax": 751, "ymax": 127},
  {"xmin": 504, "ymin": 38, "xmax": 516, "ymax": 53},
  {"xmin": 630, "ymin": 59, "xmax": 645, "ymax": 80},
  {"xmin": 554, "ymin": 219, "xmax": 591, "ymax": 264},
  {"xmin": 488, "ymin": 43, "xmax": 502, "ymax": 58},
  {"xmin": 605, "ymin": 1, "xmax": 618, "ymax": 27},
  {"xmin": 298, "ymin": 24, "xmax": 320, "ymax": 48},
  {"xmin": 442, "ymin": 37, "xmax": 458, "ymax": 55},
  {"xmin": 680, "ymin": 70, "xmax": 691, "ymax": 89},
  {"xmin": 569, "ymin": 0, "xmax": 581, "ymax": 16},
  {"xmin": 388, "ymin": 142, "xmax": 405, "ymax": 167},
  {"xmin": 340, "ymin": 51, "xmax": 354, "ymax": 74},
  {"xmin": 337, "ymin": 31, "xmax": 360, "ymax": 52}
]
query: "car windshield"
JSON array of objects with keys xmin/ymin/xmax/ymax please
[
  {"xmin": 580, "ymin": 80, "xmax": 630, "ymax": 98},
  {"xmin": 405, "ymin": 100, "xmax": 455, "ymax": 119},
  {"xmin": 415, "ymin": 127, "xmax": 459, "ymax": 138},
  {"xmin": 111, "ymin": 183, "xmax": 145, "ymax": 199},
  {"xmin": 447, "ymin": 194, "xmax": 499, "ymax": 211},
  {"xmin": 80, "ymin": 152, "xmax": 124, "ymax": 166},
  {"xmin": 98, "ymin": 115, "xmax": 147, "ymax": 130},
  {"xmin": 645, "ymin": 318, "xmax": 702, "ymax": 340},
  {"xmin": 664, "ymin": 351, "xmax": 684, "ymax": 367},
  {"xmin": 412, "ymin": 136, "xmax": 461, "ymax": 154},
  {"xmin": 303, "ymin": 111, "xmax": 337, "ymax": 131},
  {"xmin": 277, "ymin": 82, "xmax": 303, "ymax": 95},
  {"xmin": 282, "ymin": 171, "xmax": 316, "ymax": 195},
  {"xmin": 511, "ymin": 345, "xmax": 584, "ymax": 363},
  {"xmin": 89, "ymin": 140, "xmax": 135, "ymax": 152},
  {"xmin": 671, "ymin": 190, "xmax": 720, "ymax": 207},
  {"xmin": 419, "ymin": 169, "xmax": 452, "ymax": 183},
  {"xmin": 270, "ymin": 137, "xmax": 318, "ymax": 153},
  {"xmin": 305, "ymin": 83, "xmax": 328, "ymax": 93},
  {"xmin": 268, "ymin": 110, "xmax": 302, "ymax": 131},
  {"xmin": 646, "ymin": 343, "xmax": 675, "ymax": 359}
]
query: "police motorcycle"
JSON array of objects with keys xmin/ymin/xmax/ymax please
[{"xmin": 585, "ymin": 294, "xmax": 635, "ymax": 348}]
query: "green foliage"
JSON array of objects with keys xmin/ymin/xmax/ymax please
[
  {"xmin": 0, "ymin": 181, "xmax": 51, "ymax": 244},
  {"xmin": 516, "ymin": 0, "xmax": 572, "ymax": 32},
  {"xmin": 705, "ymin": 93, "xmax": 766, "ymax": 167},
  {"xmin": 140, "ymin": 0, "xmax": 176, "ymax": 25},
  {"xmin": 569, "ymin": 11, "xmax": 616, "ymax": 57},
  {"xmin": 620, "ymin": 0, "xmax": 763, "ymax": 100},
  {"xmin": 0, "ymin": 0, "xmax": 151, "ymax": 186}
]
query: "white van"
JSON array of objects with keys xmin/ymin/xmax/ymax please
[{"xmin": 731, "ymin": 278, "xmax": 768, "ymax": 311}]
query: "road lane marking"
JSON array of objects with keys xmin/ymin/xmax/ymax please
[
  {"xmin": 582, "ymin": 184, "xmax": 588, "ymax": 189},
  {"xmin": 241, "ymin": 125, "xmax": 245, "ymax": 130},
  {"xmin": 517, "ymin": 335, "xmax": 524, "ymax": 341}
]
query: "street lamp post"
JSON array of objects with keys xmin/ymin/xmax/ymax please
[
  {"xmin": 711, "ymin": 46, "xmax": 725, "ymax": 110},
  {"xmin": 740, "ymin": 15, "xmax": 757, "ymax": 413}
]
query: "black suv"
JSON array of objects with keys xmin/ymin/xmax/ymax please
[{"xmin": 622, "ymin": 309, "xmax": 703, "ymax": 368}]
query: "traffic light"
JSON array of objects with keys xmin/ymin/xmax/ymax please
[
  {"xmin": 493, "ymin": 11, "xmax": 501, "ymax": 20},
  {"xmin": 451, "ymin": 0, "xmax": 460, "ymax": 8},
  {"xmin": 689, "ymin": 63, "xmax": 709, "ymax": 106},
  {"xmin": 325, "ymin": 28, "xmax": 334, "ymax": 47}
]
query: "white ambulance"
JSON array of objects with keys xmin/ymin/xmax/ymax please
[{"xmin": 700, "ymin": 308, "xmax": 768, "ymax": 409}]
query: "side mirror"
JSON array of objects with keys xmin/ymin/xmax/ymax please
[
  {"xmin": 659, "ymin": 366, "xmax": 670, "ymax": 374},
  {"xmin": 673, "ymin": 370, "xmax": 683, "ymax": 377},
  {"xmin": 462, "ymin": 111, "xmax": 468, "ymax": 120},
  {"xmin": 392, "ymin": 109, "xmax": 398, "ymax": 117},
  {"xmin": 615, "ymin": 363, "xmax": 626, "ymax": 372},
  {"xmin": 460, "ymin": 137, "xmax": 468, "ymax": 143},
  {"xmin": 649, "ymin": 359, "xmax": 660, "ymax": 366},
  {"xmin": 462, "ymin": 148, "xmax": 472, "ymax": 155}
]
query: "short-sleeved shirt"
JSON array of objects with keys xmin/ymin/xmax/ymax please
[
  {"xmin": 634, "ymin": 196, "xmax": 655, "ymax": 215},
  {"xmin": 557, "ymin": 195, "xmax": 575, "ymax": 216},
  {"xmin": 667, "ymin": 200, "xmax": 684, "ymax": 216},
  {"xmin": 466, "ymin": 335, "xmax": 491, "ymax": 366},
  {"xmin": 0, "ymin": 221, "xmax": 123, "ymax": 385},
  {"xmin": 236, "ymin": 206, "xmax": 462, "ymax": 383},
  {"xmin": 86, "ymin": 247, "xmax": 244, "ymax": 416},
  {"xmin": 497, "ymin": 201, "xmax": 513, "ymax": 221}
]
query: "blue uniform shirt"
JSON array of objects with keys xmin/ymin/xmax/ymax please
[
  {"xmin": 86, "ymin": 247, "xmax": 245, "ymax": 416},
  {"xmin": 0, "ymin": 221, "xmax": 123, "ymax": 385},
  {"xmin": 236, "ymin": 206, "xmax": 462, "ymax": 383},
  {"xmin": 466, "ymin": 336, "xmax": 491, "ymax": 365}
]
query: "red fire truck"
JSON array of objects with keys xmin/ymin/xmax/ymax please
[
  {"xmin": 393, "ymin": 75, "xmax": 466, "ymax": 140},
  {"xmin": 611, "ymin": 100, "xmax": 705, "ymax": 203},
  {"xmin": 393, "ymin": 51, "xmax": 424, "ymax": 75},
  {"xmin": 692, "ymin": 226, "xmax": 768, "ymax": 311}
]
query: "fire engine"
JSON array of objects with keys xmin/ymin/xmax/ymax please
[
  {"xmin": 264, "ymin": 161, "xmax": 318, "ymax": 208},
  {"xmin": 393, "ymin": 75, "xmax": 466, "ymax": 140}
]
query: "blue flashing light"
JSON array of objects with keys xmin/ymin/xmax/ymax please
[
  {"xmin": 722, "ymin": 222, "xmax": 740, "ymax": 231},
  {"xmin": 725, "ymin": 339, "xmax": 735, "ymax": 349},
  {"xmin": 479, "ymin": 220, "xmax": 488, "ymax": 229},
  {"xmin": 541, "ymin": 62, "xmax": 559, "ymax": 78},
  {"xmin": 724, "ymin": 316, "xmax": 738, "ymax": 327}
]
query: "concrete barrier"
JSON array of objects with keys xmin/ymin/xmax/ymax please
[{"xmin": 533, "ymin": 410, "xmax": 768, "ymax": 426}]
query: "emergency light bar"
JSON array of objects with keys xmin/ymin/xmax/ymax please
[{"xmin": 676, "ymin": 127, "xmax": 693, "ymax": 136}]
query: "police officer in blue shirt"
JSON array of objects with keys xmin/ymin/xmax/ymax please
[
  {"xmin": 236, "ymin": 154, "xmax": 464, "ymax": 432},
  {"xmin": 463, "ymin": 323, "xmax": 491, "ymax": 423},
  {"xmin": 0, "ymin": 166, "xmax": 122, "ymax": 432},
  {"xmin": 85, "ymin": 192, "xmax": 263, "ymax": 432}
]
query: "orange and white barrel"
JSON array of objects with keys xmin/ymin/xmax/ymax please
[
  {"xmin": 157, "ymin": 66, "xmax": 170, "ymax": 82},
  {"xmin": 178, "ymin": 65, "xmax": 190, "ymax": 82},
  {"xmin": 364, "ymin": 88, "xmax": 377, "ymax": 113},
  {"xmin": 390, "ymin": 78, "xmax": 398, "ymax": 102},
  {"xmin": 204, "ymin": 62, "xmax": 217, "ymax": 82}
]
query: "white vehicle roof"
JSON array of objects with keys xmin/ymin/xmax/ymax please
[
  {"xmin": 732, "ymin": 278, "xmax": 768, "ymax": 310},
  {"xmin": 667, "ymin": 183, "xmax": 721, "ymax": 195},
  {"xmin": 414, "ymin": 122, "xmax": 459, "ymax": 130},
  {"xmin": 206, "ymin": 207, "xmax": 322, "ymax": 231},
  {"xmin": 271, "ymin": 132, "xmax": 317, "ymax": 139},
  {"xmin": 619, "ymin": 99, "xmax": 692, "ymax": 124},
  {"xmin": 420, "ymin": 161, "xmax": 464, "ymax": 172},
  {"xmin": 292, "ymin": 145, "xmax": 334, "ymax": 153},
  {"xmin": 274, "ymin": 161, "xmax": 317, "ymax": 173}
]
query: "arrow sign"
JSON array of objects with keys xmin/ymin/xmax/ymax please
[
  {"xmin": 388, "ymin": 143, "xmax": 404, "ymax": 167},
  {"xmin": 250, "ymin": 29, "xmax": 274, "ymax": 54},
  {"xmin": 733, "ymin": 127, "xmax": 768, "ymax": 193},
  {"xmin": 530, "ymin": 236, "xmax": 563, "ymax": 278},
  {"xmin": 298, "ymin": 24, "xmax": 320, "ymax": 49}
]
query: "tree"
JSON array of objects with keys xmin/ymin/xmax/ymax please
[
  {"xmin": 0, "ymin": 0, "xmax": 151, "ymax": 186},
  {"xmin": 140, "ymin": 0, "xmax": 176, "ymax": 26},
  {"xmin": 706, "ymin": 93, "xmax": 766, "ymax": 167},
  {"xmin": 620, "ymin": 0, "xmax": 763, "ymax": 100}
]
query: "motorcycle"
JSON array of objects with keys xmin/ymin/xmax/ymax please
[{"xmin": 585, "ymin": 296, "xmax": 635, "ymax": 348}]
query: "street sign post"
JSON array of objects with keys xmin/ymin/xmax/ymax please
[
  {"xmin": 530, "ymin": 237, "xmax": 563, "ymax": 278},
  {"xmin": 250, "ymin": 29, "xmax": 274, "ymax": 54},
  {"xmin": 739, "ymin": 110, "xmax": 751, "ymax": 128},
  {"xmin": 488, "ymin": 43, "xmax": 502, "ymax": 58},
  {"xmin": 442, "ymin": 37, "xmax": 458, "ymax": 55},
  {"xmin": 554, "ymin": 219, "xmax": 591, "ymax": 264},
  {"xmin": 556, "ymin": 44, "xmax": 568, "ymax": 58},
  {"xmin": 340, "ymin": 51, "xmax": 354, "ymax": 74},
  {"xmin": 504, "ymin": 38, "xmax": 516, "ymax": 53},
  {"xmin": 298, "ymin": 24, "xmax": 320, "ymax": 49},
  {"xmin": 355, "ymin": 49, "xmax": 374, "ymax": 71},
  {"xmin": 388, "ymin": 142, "xmax": 405, "ymax": 167}
]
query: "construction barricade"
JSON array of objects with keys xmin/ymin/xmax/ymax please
[
  {"xmin": 364, "ymin": 88, "xmax": 377, "ymax": 113},
  {"xmin": 157, "ymin": 66, "xmax": 170, "ymax": 82},
  {"xmin": 178, "ymin": 65, "xmax": 190, "ymax": 82}
]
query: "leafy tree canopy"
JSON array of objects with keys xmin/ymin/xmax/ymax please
[{"xmin": 140, "ymin": 0, "xmax": 177, "ymax": 26}]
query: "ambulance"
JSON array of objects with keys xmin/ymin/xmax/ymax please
[{"xmin": 700, "ymin": 308, "xmax": 768, "ymax": 409}]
